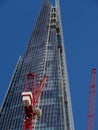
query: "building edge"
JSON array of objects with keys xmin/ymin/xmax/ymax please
[
  {"xmin": 0, "ymin": 56, "xmax": 22, "ymax": 113},
  {"xmin": 55, "ymin": 0, "xmax": 75, "ymax": 130}
]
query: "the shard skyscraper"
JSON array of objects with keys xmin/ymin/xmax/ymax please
[{"xmin": 0, "ymin": 0, "xmax": 74, "ymax": 129}]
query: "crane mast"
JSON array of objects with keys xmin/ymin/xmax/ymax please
[
  {"xmin": 22, "ymin": 73, "xmax": 47, "ymax": 130},
  {"xmin": 87, "ymin": 68, "xmax": 96, "ymax": 130}
]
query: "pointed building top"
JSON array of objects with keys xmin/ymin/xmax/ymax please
[
  {"xmin": 43, "ymin": 0, "xmax": 50, "ymax": 5},
  {"xmin": 55, "ymin": 0, "xmax": 60, "ymax": 8}
]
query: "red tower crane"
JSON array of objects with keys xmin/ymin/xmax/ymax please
[
  {"xmin": 22, "ymin": 73, "xmax": 47, "ymax": 130},
  {"xmin": 87, "ymin": 68, "xmax": 96, "ymax": 130}
]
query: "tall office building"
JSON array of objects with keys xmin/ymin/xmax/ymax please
[{"xmin": 0, "ymin": 0, "xmax": 74, "ymax": 129}]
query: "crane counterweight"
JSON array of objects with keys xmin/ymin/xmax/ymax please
[{"xmin": 22, "ymin": 73, "xmax": 47, "ymax": 130}]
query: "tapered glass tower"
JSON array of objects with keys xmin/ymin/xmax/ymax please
[{"xmin": 0, "ymin": 0, "xmax": 74, "ymax": 130}]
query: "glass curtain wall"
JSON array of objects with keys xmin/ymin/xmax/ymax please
[{"xmin": 0, "ymin": 0, "xmax": 74, "ymax": 130}]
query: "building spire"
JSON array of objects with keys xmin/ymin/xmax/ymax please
[{"xmin": 55, "ymin": 0, "xmax": 60, "ymax": 9}]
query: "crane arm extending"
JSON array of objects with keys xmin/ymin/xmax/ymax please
[
  {"xmin": 87, "ymin": 68, "xmax": 96, "ymax": 130},
  {"xmin": 22, "ymin": 73, "xmax": 47, "ymax": 130}
]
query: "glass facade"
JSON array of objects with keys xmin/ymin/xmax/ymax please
[{"xmin": 0, "ymin": 0, "xmax": 74, "ymax": 130}]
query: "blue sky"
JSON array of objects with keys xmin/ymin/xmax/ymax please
[{"xmin": 0, "ymin": 0, "xmax": 98, "ymax": 130}]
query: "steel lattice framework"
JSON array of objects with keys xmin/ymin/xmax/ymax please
[
  {"xmin": 87, "ymin": 68, "xmax": 96, "ymax": 130},
  {"xmin": 22, "ymin": 73, "xmax": 47, "ymax": 130}
]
